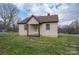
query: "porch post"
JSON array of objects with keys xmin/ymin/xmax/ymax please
[
  {"xmin": 38, "ymin": 24, "xmax": 40, "ymax": 37},
  {"xmin": 27, "ymin": 24, "xmax": 29, "ymax": 36}
]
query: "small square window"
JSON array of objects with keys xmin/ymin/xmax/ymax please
[{"xmin": 46, "ymin": 24, "xmax": 50, "ymax": 30}]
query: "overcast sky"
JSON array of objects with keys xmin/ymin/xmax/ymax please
[{"xmin": 14, "ymin": 3, "xmax": 79, "ymax": 25}]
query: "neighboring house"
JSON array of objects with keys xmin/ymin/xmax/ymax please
[{"xmin": 18, "ymin": 14, "xmax": 58, "ymax": 37}]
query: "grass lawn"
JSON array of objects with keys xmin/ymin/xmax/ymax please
[{"xmin": 0, "ymin": 32, "xmax": 79, "ymax": 55}]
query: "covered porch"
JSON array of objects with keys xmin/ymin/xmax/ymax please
[{"xmin": 27, "ymin": 24, "xmax": 40, "ymax": 36}]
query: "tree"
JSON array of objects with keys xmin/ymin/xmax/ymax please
[
  {"xmin": 59, "ymin": 19, "xmax": 79, "ymax": 34},
  {"xmin": 0, "ymin": 3, "xmax": 18, "ymax": 31},
  {"xmin": 0, "ymin": 20, "xmax": 4, "ymax": 29},
  {"xmin": 11, "ymin": 16, "xmax": 21, "ymax": 32}
]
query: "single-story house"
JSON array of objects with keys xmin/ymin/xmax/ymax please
[{"xmin": 18, "ymin": 14, "xmax": 58, "ymax": 37}]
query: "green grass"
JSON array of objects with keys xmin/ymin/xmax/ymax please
[{"xmin": 0, "ymin": 32, "xmax": 79, "ymax": 55}]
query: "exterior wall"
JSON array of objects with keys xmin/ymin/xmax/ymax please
[
  {"xmin": 27, "ymin": 17, "xmax": 39, "ymax": 24},
  {"xmin": 19, "ymin": 24, "xmax": 27, "ymax": 35},
  {"xmin": 40, "ymin": 23, "xmax": 58, "ymax": 37},
  {"xmin": 18, "ymin": 23, "xmax": 58, "ymax": 37}
]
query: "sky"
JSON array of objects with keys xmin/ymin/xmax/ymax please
[{"xmin": 14, "ymin": 3, "xmax": 79, "ymax": 26}]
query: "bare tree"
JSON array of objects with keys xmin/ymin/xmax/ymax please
[
  {"xmin": 73, "ymin": 19, "xmax": 79, "ymax": 29},
  {"xmin": 0, "ymin": 3, "xmax": 18, "ymax": 31},
  {"xmin": 11, "ymin": 16, "xmax": 21, "ymax": 31},
  {"xmin": 59, "ymin": 19, "xmax": 79, "ymax": 34}
]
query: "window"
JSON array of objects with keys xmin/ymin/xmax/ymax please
[
  {"xmin": 46, "ymin": 24, "xmax": 50, "ymax": 30},
  {"xmin": 24, "ymin": 24, "xmax": 27, "ymax": 30}
]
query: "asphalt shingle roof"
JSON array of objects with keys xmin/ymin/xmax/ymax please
[{"xmin": 18, "ymin": 15, "xmax": 58, "ymax": 24}]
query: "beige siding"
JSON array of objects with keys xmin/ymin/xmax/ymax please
[
  {"xmin": 27, "ymin": 17, "xmax": 39, "ymax": 24},
  {"xmin": 19, "ymin": 24, "xmax": 27, "ymax": 35},
  {"xmin": 40, "ymin": 23, "xmax": 58, "ymax": 37}
]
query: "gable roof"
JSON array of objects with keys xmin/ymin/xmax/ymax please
[{"xmin": 18, "ymin": 15, "xmax": 58, "ymax": 24}]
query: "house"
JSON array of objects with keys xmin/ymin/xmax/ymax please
[{"xmin": 18, "ymin": 14, "xmax": 58, "ymax": 37}]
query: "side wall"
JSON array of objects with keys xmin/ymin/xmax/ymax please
[
  {"xmin": 40, "ymin": 23, "xmax": 58, "ymax": 37},
  {"xmin": 19, "ymin": 24, "xmax": 27, "ymax": 35}
]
